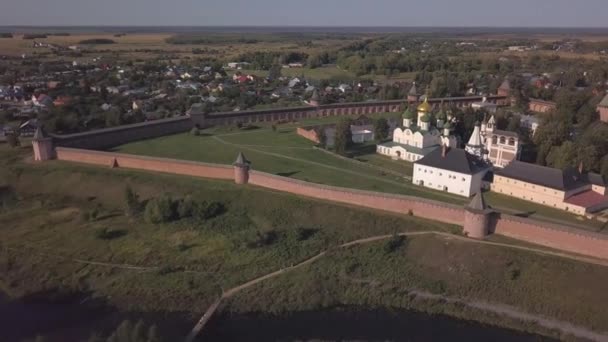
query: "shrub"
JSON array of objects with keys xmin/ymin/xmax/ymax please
[
  {"xmin": 247, "ymin": 230, "xmax": 278, "ymax": 249},
  {"xmin": 94, "ymin": 228, "xmax": 126, "ymax": 240},
  {"xmin": 0, "ymin": 186, "xmax": 17, "ymax": 210},
  {"xmin": 384, "ymin": 233, "xmax": 405, "ymax": 253},
  {"xmin": 124, "ymin": 186, "xmax": 142, "ymax": 217},
  {"xmin": 407, "ymin": 209, "xmax": 414, "ymax": 216},
  {"xmin": 293, "ymin": 227, "xmax": 317, "ymax": 241},
  {"xmin": 78, "ymin": 38, "xmax": 115, "ymax": 45},
  {"xmin": 0, "ymin": 33, "xmax": 13, "ymax": 38},
  {"xmin": 193, "ymin": 200, "xmax": 224, "ymax": 221},
  {"xmin": 23, "ymin": 34, "xmax": 47, "ymax": 40},
  {"xmin": 144, "ymin": 194, "xmax": 176, "ymax": 224},
  {"xmin": 176, "ymin": 196, "xmax": 194, "ymax": 219},
  {"xmin": 6, "ymin": 134, "xmax": 20, "ymax": 148},
  {"xmin": 190, "ymin": 127, "xmax": 200, "ymax": 136}
]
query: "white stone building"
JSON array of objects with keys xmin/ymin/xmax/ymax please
[
  {"xmin": 413, "ymin": 145, "xmax": 491, "ymax": 197},
  {"xmin": 377, "ymin": 98, "xmax": 457, "ymax": 162},
  {"xmin": 480, "ymin": 116, "xmax": 522, "ymax": 168}
]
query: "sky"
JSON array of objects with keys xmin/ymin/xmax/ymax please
[{"xmin": 1, "ymin": 0, "xmax": 607, "ymax": 27}]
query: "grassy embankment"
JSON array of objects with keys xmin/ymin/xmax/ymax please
[
  {"xmin": 0, "ymin": 145, "xmax": 457, "ymax": 313},
  {"xmin": 1, "ymin": 145, "xmax": 608, "ymax": 339},
  {"xmin": 115, "ymin": 118, "xmax": 604, "ymax": 231}
]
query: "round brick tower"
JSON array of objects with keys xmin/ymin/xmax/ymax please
[
  {"xmin": 233, "ymin": 152, "xmax": 251, "ymax": 185},
  {"xmin": 463, "ymin": 192, "xmax": 492, "ymax": 239},
  {"xmin": 31, "ymin": 127, "xmax": 54, "ymax": 162}
]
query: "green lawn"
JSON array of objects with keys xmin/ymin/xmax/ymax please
[{"xmin": 115, "ymin": 128, "xmax": 465, "ymax": 204}]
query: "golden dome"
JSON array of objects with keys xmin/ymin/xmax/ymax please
[{"xmin": 417, "ymin": 97, "xmax": 431, "ymax": 113}]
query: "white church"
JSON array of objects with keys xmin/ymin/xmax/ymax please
[{"xmin": 376, "ymin": 97, "xmax": 458, "ymax": 162}]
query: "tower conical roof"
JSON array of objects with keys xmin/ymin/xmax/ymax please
[
  {"xmin": 467, "ymin": 192, "xmax": 489, "ymax": 213},
  {"xmin": 233, "ymin": 152, "xmax": 250, "ymax": 166},
  {"xmin": 408, "ymin": 83, "xmax": 418, "ymax": 96},
  {"xmin": 33, "ymin": 127, "xmax": 46, "ymax": 141},
  {"xmin": 499, "ymin": 79, "xmax": 511, "ymax": 91}
]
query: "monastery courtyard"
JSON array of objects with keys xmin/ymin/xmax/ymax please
[{"xmin": 114, "ymin": 115, "xmax": 606, "ymax": 233}]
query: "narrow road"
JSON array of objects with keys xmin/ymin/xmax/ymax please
[{"xmin": 184, "ymin": 231, "xmax": 608, "ymax": 342}]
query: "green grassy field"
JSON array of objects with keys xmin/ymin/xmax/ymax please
[{"xmin": 115, "ymin": 127, "xmax": 464, "ymax": 204}]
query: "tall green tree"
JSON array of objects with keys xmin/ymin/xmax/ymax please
[
  {"xmin": 334, "ymin": 118, "xmax": 353, "ymax": 155},
  {"xmin": 373, "ymin": 117, "xmax": 390, "ymax": 142}
]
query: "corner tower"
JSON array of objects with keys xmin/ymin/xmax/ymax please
[
  {"xmin": 463, "ymin": 192, "xmax": 492, "ymax": 239},
  {"xmin": 233, "ymin": 152, "xmax": 251, "ymax": 184},
  {"xmin": 32, "ymin": 127, "xmax": 54, "ymax": 161}
]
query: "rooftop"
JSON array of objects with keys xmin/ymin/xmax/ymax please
[
  {"xmin": 564, "ymin": 190, "xmax": 608, "ymax": 211},
  {"xmin": 496, "ymin": 161, "xmax": 588, "ymax": 191},
  {"xmin": 415, "ymin": 147, "xmax": 489, "ymax": 175}
]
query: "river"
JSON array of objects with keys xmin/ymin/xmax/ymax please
[
  {"xmin": 0, "ymin": 292, "xmax": 556, "ymax": 341},
  {"xmin": 201, "ymin": 307, "xmax": 557, "ymax": 342}
]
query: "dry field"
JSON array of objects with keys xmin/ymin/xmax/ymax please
[{"xmin": 0, "ymin": 33, "xmax": 358, "ymax": 61}]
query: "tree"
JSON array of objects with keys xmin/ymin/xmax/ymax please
[
  {"xmin": 144, "ymin": 194, "xmax": 176, "ymax": 224},
  {"xmin": 373, "ymin": 117, "xmax": 390, "ymax": 142},
  {"xmin": 314, "ymin": 127, "xmax": 327, "ymax": 147},
  {"xmin": 333, "ymin": 118, "xmax": 353, "ymax": 155},
  {"xmin": 268, "ymin": 64, "xmax": 282, "ymax": 81},
  {"xmin": 545, "ymin": 142, "xmax": 576, "ymax": 169},
  {"xmin": 124, "ymin": 186, "xmax": 142, "ymax": 217},
  {"xmin": 5, "ymin": 133, "xmax": 20, "ymax": 148}
]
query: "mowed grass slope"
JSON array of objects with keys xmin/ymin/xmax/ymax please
[{"xmin": 115, "ymin": 127, "xmax": 465, "ymax": 204}]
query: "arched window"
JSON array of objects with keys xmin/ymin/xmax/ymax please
[
  {"xmin": 492, "ymin": 135, "xmax": 498, "ymax": 144},
  {"xmin": 508, "ymin": 137, "xmax": 515, "ymax": 146},
  {"xmin": 499, "ymin": 136, "xmax": 506, "ymax": 144}
]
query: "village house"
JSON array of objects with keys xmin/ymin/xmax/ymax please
[
  {"xmin": 528, "ymin": 98, "xmax": 557, "ymax": 113},
  {"xmin": 596, "ymin": 93, "xmax": 608, "ymax": 123}
]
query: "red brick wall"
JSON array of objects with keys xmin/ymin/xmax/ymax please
[
  {"xmin": 296, "ymin": 127, "xmax": 320, "ymax": 143},
  {"xmin": 248, "ymin": 171, "xmax": 465, "ymax": 225},
  {"xmin": 598, "ymin": 106, "xmax": 608, "ymax": 123},
  {"xmin": 53, "ymin": 148, "xmax": 608, "ymax": 260},
  {"xmin": 55, "ymin": 147, "xmax": 234, "ymax": 180},
  {"xmin": 494, "ymin": 215, "xmax": 608, "ymax": 260}
]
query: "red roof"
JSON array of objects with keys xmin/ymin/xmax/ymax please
[
  {"xmin": 565, "ymin": 190, "xmax": 608, "ymax": 208},
  {"xmin": 237, "ymin": 75, "xmax": 249, "ymax": 83}
]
